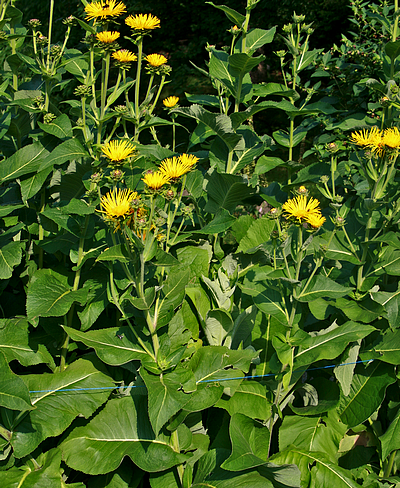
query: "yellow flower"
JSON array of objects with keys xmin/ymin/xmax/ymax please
[
  {"xmin": 125, "ymin": 13, "xmax": 161, "ymax": 31},
  {"xmin": 85, "ymin": 0, "xmax": 126, "ymax": 21},
  {"xmin": 101, "ymin": 140, "xmax": 136, "ymax": 162},
  {"xmin": 145, "ymin": 54, "xmax": 167, "ymax": 67},
  {"xmin": 112, "ymin": 49, "xmax": 137, "ymax": 63},
  {"xmin": 282, "ymin": 195, "xmax": 322, "ymax": 223},
  {"xmin": 382, "ymin": 127, "xmax": 400, "ymax": 149},
  {"xmin": 306, "ymin": 213, "xmax": 326, "ymax": 229},
  {"xmin": 96, "ymin": 31, "xmax": 120, "ymax": 44},
  {"xmin": 163, "ymin": 96, "xmax": 179, "ymax": 108},
  {"xmin": 99, "ymin": 188, "xmax": 136, "ymax": 221},
  {"xmin": 159, "ymin": 154, "xmax": 196, "ymax": 179},
  {"xmin": 142, "ymin": 171, "xmax": 170, "ymax": 190}
]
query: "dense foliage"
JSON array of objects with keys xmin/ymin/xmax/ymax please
[{"xmin": 2, "ymin": 0, "xmax": 400, "ymax": 487}]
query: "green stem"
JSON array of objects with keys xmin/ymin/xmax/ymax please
[
  {"xmin": 384, "ymin": 450, "xmax": 396, "ymax": 477},
  {"xmin": 134, "ymin": 37, "xmax": 143, "ymax": 132},
  {"xmin": 356, "ymin": 211, "xmax": 373, "ymax": 291},
  {"xmin": 171, "ymin": 428, "xmax": 184, "ymax": 481},
  {"xmin": 288, "ymin": 116, "xmax": 295, "ymax": 184},
  {"xmin": 46, "ymin": 0, "xmax": 54, "ymax": 70},
  {"xmin": 148, "ymin": 75, "xmax": 166, "ymax": 116},
  {"xmin": 145, "ymin": 73, "xmax": 154, "ymax": 100},
  {"xmin": 38, "ymin": 188, "xmax": 46, "ymax": 269}
]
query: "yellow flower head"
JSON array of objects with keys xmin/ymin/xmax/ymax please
[
  {"xmin": 85, "ymin": 0, "xmax": 127, "ymax": 21},
  {"xmin": 163, "ymin": 96, "xmax": 179, "ymax": 108},
  {"xmin": 96, "ymin": 31, "xmax": 120, "ymax": 44},
  {"xmin": 142, "ymin": 171, "xmax": 170, "ymax": 190},
  {"xmin": 99, "ymin": 188, "xmax": 136, "ymax": 221},
  {"xmin": 101, "ymin": 140, "xmax": 136, "ymax": 162},
  {"xmin": 306, "ymin": 213, "xmax": 326, "ymax": 229},
  {"xmin": 178, "ymin": 153, "xmax": 199, "ymax": 168},
  {"xmin": 125, "ymin": 13, "xmax": 161, "ymax": 31},
  {"xmin": 112, "ymin": 49, "xmax": 137, "ymax": 63},
  {"xmin": 159, "ymin": 154, "xmax": 196, "ymax": 179},
  {"xmin": 282, "ymin": 195, "xmax": 322, "ymax": 223},
  {"xmin": 382, "ymin": 127, "xmax": 400, "ymax": 150},
  {"xmin": 145, "ymin": 54, "xmax": 168, "ymax": 67}
]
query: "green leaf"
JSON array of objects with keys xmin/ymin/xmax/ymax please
[
  {"xmin": 0, "ymin": 317, "xmax": 54, "ymax": 367},
  {"xmin": 372, "ymin": 329, "xmax": 400, "ymax": 364},
  {"xmin": 335, "ymin": 297, "xmax": 384, "ymax": 324},
  {"xmin": 204, "ymin": 309, "xmax": 234, "ymax": 346},
  {"xmin": 254, "ymin": 156, "xmax": 285, "ymax": 175},
  {"xmin": 11, "ymin": 358, "xmax": 114, "ymax": 458},
  {"xmin": 192, "ymin": 210, "xmax": 237, "ymax": 234},
  {"xmin": 371, "ymin": 284, "xmax": 400, "ymax": 329},
  {"xmin": 96, "ymin": 244, "xmax": 130, "ymax": 263},
  {"xmin": 0, "ymin": 351, "xmax": 32, "ymax": 411},
  {"xmin": 294, "ymin": 322, "xmax": 375, "ymax": 369},
  {"xmin": 385, "ymin": 40, "xmax": 400, "ymax": 61},
  {"xmin": 141, "ymin": 368, "xmax": 195, "ymax": 434},
  {"xmin": 236, "ymin": 216, "xmax": 274, "ymax": 253},
  {"xmin": 240, "ymin": 27, "xmax": 276, "ymax": 53},
  {"xmin": 78, "ymin": 275, "xmax": 109, "ymax": 331},
  {"xmin": 215, "ymin": 381, "xmax": 271, "ymax": 419},
  {"xmin": 296, "ymin": 275, "xmax": 352, "ymax": 302},
  {"xmin": 270, "ymin": 448, "xmax": 360, "ymax": 488},
  {"xmin": 334, "ymin": 342, "xmax": 361, "ymax": 397},
  {"xmin": 37, "ymin": 114, "xmax": 73, "ymax": 139},
  {"xmin": 61, "ymin": 395, "xmax": 188, "ymax": 474},
  {"xmin": 19, "ymin": 166, "xmax": 52, "ymax": 203},
  {"xmin": 205, "ymin": 3, "xmax": 245, "ymax": 27},
  {"xmin": 337, "ymin": 361, "xmax": 396, "ymax": 428},
  {"xmin": 252, "ymin": 82, "xmax": 295, "ymax": 99},
  {"xmin": 0, "ymin": 448, "xmax": 65, "ymax": 487},
  {"xmin": 205, "ymin": 172, "xmax": 254, "ymax": 213},
  {"xmin": 240, "ymin": 281, "xmax": 289, "ymax": 325},
  {"xmin": 273, "ymin": 127, "xmax": 307, "ymax": 148},
  {"xmin": 172, "ymin": 105, "xmax": 241, "ymax": 151},
  {"xmin": 185, "ymin": 170, "xmax": 204, "ymax": 199},
  {"xmin": 0, "ymin": 240, "xmax": 24, "ymax": 279},
  {"xmin": 380, "ymin": 405, "xmax": 400, "ymax": 461},
  {"xmin": 228, "ymin": 53, "xmax": 265, "ymax": 78},
  {"xmin": 289, "ymin": 378, "xmax": 340, "ymax": 416},
  {"xmin": 64, "ymin": 56, "xmax": 89, "ymax": 81},
  {"xmin": 221, "ymin": 414, "xmax": 270, "ymax": 471},
  {"xmin": 279, "ymin": 413, "xmax": 347, "ymax": 463},
  {"xmin": 26, "ymin": 270, "xmax": 88, "ymax": 320},
  {"xmin": 39, "ymin": 138, "xmax": 88, "ymax": 171},
  {"xmin": 0, "ymin": 142, "xmax": 50, "ymax": 182},
  {"xmin": 64, "ymin": 326, "xmax": 148, "ymax": 365}
]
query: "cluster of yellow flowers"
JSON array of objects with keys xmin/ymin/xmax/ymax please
[
  {"xmin": 282, "ymin": 195, "xmax": 326, "ymax": 229},
  {"xmin": 350, "ymin": 126, "xmax": 400, "ymax": 157}
]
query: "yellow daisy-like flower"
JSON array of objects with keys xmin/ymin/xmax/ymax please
[
  {"xmin": 145, "ymin": 54, "xmax": 167, "ymax": 67},
  {"xmin": 99, "ymin": 188, "xmax": 136, "ymax": 220},
  {"xmin": 85, "ymin": 0, "xmax": 127, "ymax": 21},
  {"xmin": 179, "ymin": 153, "xmax": 199, "ymax": 168},
  {"xmin": 163, "ymin": 96, "xmax": 179, "ymax": 108},
  {"xmin": 306, "ymin": 213, "xmax": 326, "ymax": 229},
  {"xmin": 112, "ymin": 49, "xmax": 137, "ymax": 63},
  {"xmin": 125, "ymin": 13, "xmax": 161, "ymax": 31},
  {"xmin": 382, "ymin": 127, "xmax": 400, "ymax": 149},
  {"xmin": 142, "ymin": 171, "xmax": 170, "ymax": 190},
  {"xmin": 159, "ymin": 154, "xmax": 197, "ymax": 179},
  {"xmin": 282, "ymin": 195, "xmax": 322, "ymax": 223},
  {"xmin": 101, "ymin": 140, "xmax": 136, "ymax": 162},
  {"xmin": 96, "ymin": 31, "xmax": 120, "ymax": 44},
  {"xmin": 350, "ymin": 127, "xmax": 381, "ymax": 147}
]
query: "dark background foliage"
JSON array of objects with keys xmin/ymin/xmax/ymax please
[{"xmin": 18, "ymin": 0, "xmax": 351, "ymax": 93}]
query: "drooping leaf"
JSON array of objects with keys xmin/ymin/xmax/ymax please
[
  {"xmin": 0, "ymin": 240, "xmax": 24, "ymax": 279},
  {"xmin": 380, "ymin": 405, "xmax": 400, "ymax": 461},
  {"xmin": 61, "ymin": 395, "xmax": 188, "ymax": 474},
  {"xmin": 215, "ymin": 381, "xmax": 271, "ymax": 419},
  {"xmin": 37, "ymin": 114, "xmax": 73, "ymax": 139},
  {"xmin": 11, "ymin": 358, "xmax": 114, "ymax": 458},
  {"xmin": 296, "ymin": 275, "xmax": 352, "ymax": 302},
  {"xmin": 0, "ymin": 142, "xmax": 50, "ymax": 182},
  {"xmin": 0, "ymin": 351, "xmax": 32, "ymax": 412}
]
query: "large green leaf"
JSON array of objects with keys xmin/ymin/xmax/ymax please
[
  {"xmin": 279, "ymin": 413, "xmax": 347, "ymax": 463},
  {"xmin": 192, "ymin": 210, "xmax": 236, "ymax": 234},
  {"xmin": 0, "ymin": 351, "xmax": 32, "ymax": 412},
  {"xmin": 141, "ymin": 368, "xmax": 195, "ymax": 434},
  {"xmin": 236, "ymin": 216, "xmax": 275, "ymax": 253},
  {"xmin": 371, "ymin": 329, "xmax": 400, "ymax": 364},
  {"xmin": 221, "ymin": 413, "xmax": 270, "ymax": 471},
  {"xmin": 296, "ymin": 275, "xmax": 352, "ymax": 302},
  {"xmin": 204, "ymin": 309, "xmax": 234, "ymax": 346},
  {"xmin": 19, "ymin": 166, "xmax": 52, "ymax": 203},
  {"xmin": 371, "ymin": 284, "xmax": 400, "ymax": 329},
  {"xmin": 39, "ymin": 138, "xmax": 88, "ymax": 171},
  {"xmin": 215, "ymin": 381, "xmax": 271, "ymax": 419},
  {"xmin": 205, "ymin": 2, "xmax": 245, "ymax": 25},
  {"xmin": 204, "ymin": 172, "xmax": 254, "ymax": 213},
  {"xmin": 0, "ymin": 142, "xmax": 50, "ymax": 182},
  {"xmin": 337, "ymin": 361, "xmax": 396, "ymax": 428},
  {"xmin": 37, "ymin": 114, "xmax": 73, "ymax": 139},
  {"xmin": 11, "ymin": 358, "xmax": 113, "ymax": 458},
  {"xmin": 380, "ymin": 405, "xmax": 400, "ymax": 461},
  {"xmin": 241, "ymin": 27, "xmax": 276, "ymax": 53},
  {"xmin": 0, "ymin": 240, "xmax": 24, "ymax": 279},
  {"xmin": 26, "ymin": 270, "xmax": 88, "ymax": 320},
  {"xmin": 64, "ymin": 326, "xmax": 148, "ymax": 365},
  {"xmin": 240, "ymin": 281, "xmax": 289, "ymax": 325},
  {"xmin": 270, "ymin": 448, "xmax": 360, "ymax": 488},
  {"xmin": 61, "ymin": 395, "xmax": 188, "ymax": 474},
  {"xmin": 0, "ymin": 448, "xmax": 65, "ymax": 487},
  {"xmin": 293, "ymin": 322, "xmax": 375, "ymax": 369},
  {"xmin": 172, "ymin": 105, "xmax": 241, "ymax": 151},
  {"xmin": 228, "ymin": 53, "xmax": 265, "ymax": 77},
  {"xmin": 0, "ymin": 318, "xmax": 54, "ymax": 367}
]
